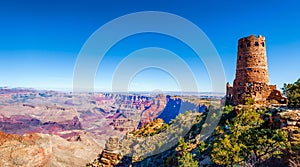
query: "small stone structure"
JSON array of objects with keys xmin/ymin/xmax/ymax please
[
  {"xmin": 226, "ymin": 35, "xmax": 287, "ymax": 105},
  {"xmin": 105, "ymin": 137, "xmax": 120, "ymax": 152},
  {"xmin": 97, "ymin": 137, "xmax": 122, "ymax": 166}
]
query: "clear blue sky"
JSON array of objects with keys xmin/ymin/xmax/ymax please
[{"xmin": 0, "ymin": 0, "xmax": 299, "ymax": 92}]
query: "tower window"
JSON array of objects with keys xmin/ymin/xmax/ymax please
[
  {"xmin": 239, "ymin": 56, "xmax": 241, "ymax": 60},
  {"xmin": 255, "ymin": 42, "xmax": 259, "ymax": 46},
  {"xmin": 239, "ymin": 82, "xmax": 243, "ymax": 86},
  {"xmin": 240, "ymin": 44, "xmax": 244, "ymax": 48},
  {"xmin": 248, "ymin": 82, "xmax": 252, "ymax": 87},
  {"xmin": 262, "ymin": 42, "xmax": 265, "ymax": 47},
  {"xmin": 247, "ymin": 42, "xmax": 251, "ymax": 47},
  {"xmin": 247, "ymin": 68, "xmax": 252, "ymax": 72}
]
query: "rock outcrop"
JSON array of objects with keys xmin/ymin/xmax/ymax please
[
  {"xmin": 0, "ymin": 131, "xmax": 102, "ymax": 167},
  {"xmin": 87, "ymin": 137, "xmax": 123, "ymax": 167}
]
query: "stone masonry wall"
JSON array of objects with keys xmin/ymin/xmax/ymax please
[{"xmin": 227, "ymin": 35, "xmax": 287, "ymax": 105}]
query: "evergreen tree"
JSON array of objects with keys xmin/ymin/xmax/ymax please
[
  {"xmin": 282, "ymin": 78, "xmax": 300, "ymax": 108},
  {"xmin": 211, "ymin": 107, "xmax": 289, "ymax": 166}
]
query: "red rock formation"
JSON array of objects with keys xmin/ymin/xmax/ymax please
[
  {"xmin": 0, "ymin": 115, "xmax": 82, "ymax": 135},
  {"xmin": 0, "ymin": 130, "xmax": 103, "ymax": 166},
  {"xmin": 139, "ymin": 94, "xmax": 166, "ymax": 127},
  {"xmin": 0, "ymin": 131, "xmax": 51, "ymax": 166}
]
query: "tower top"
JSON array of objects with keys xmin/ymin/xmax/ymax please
[
  {"xmin": 238, "ymin": 34, "xmax": 266, "ymax": 49},
  {"xmin": 238, "ymin": 34, "xmax": 265, "ymax": 41}
]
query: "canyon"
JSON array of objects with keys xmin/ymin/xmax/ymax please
[{"xmin": 0, "ymin": 87, "xmax": 216, "ymax": 166}]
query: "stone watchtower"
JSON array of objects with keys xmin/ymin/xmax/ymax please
[{"xmin": 226, "ymin": 35, "xmax": 287, "ymax": 105}]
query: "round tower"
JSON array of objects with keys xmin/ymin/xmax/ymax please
[{"xmin": 232, "ymin": 35, "xmax": 270, "ymax": 104}]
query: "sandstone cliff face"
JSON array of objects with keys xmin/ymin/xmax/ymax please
[
  {"xmin": 157, "ymin": 96, "xmax": 205, "ymax": 124},
  {"xmin": 0, "ymin": 131, "xmax": 52, "ymax": 166},
  {"xmin": 0, "ymin": 131, "xmax": 102, "ymax": 167},
  {"xmin": 0, "ymin": 115, "xmax": 82, "ymax": 135},
  {"xmin": 138, "ymin": 95, "xmax": 166, "ymax": 127}
]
